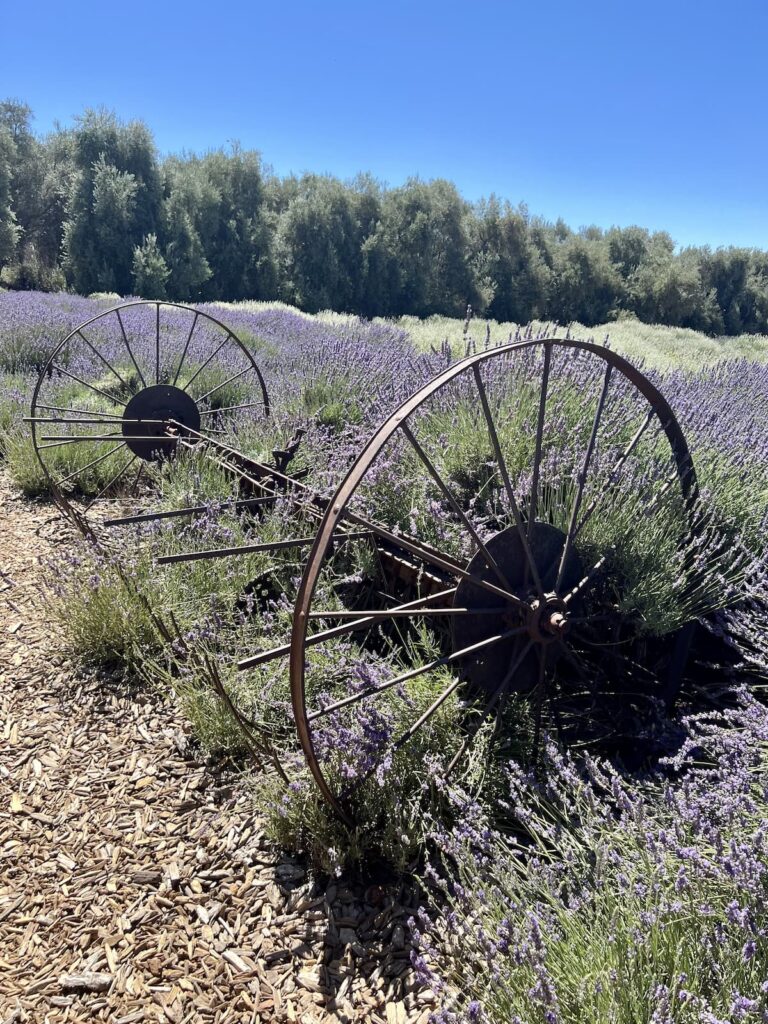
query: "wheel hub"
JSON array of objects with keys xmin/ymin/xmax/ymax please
[
  {"xmin": 451, "ymin": 522, "xmax": 583, "ymax": 696},
  {"xmin": 122, "ymin": 384, "xmax": 201, "ymax": 461}
]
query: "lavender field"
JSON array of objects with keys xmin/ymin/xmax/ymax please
[{"xmin": 2, "ymin": 289, "xmax": 768, "ymax": 1023}]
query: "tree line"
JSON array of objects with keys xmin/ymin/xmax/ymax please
[{"xmin": 1, "ymin": 99, "xmax": 766, "ymax": 335}]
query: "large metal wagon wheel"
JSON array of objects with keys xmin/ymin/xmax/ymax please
[
  {"xmin": 28, "ymin": 300, "xmax": 269, "ymax": 531},
  {"xmin": 286, "ymin": 339, "xmax": 698, "ymax": 825}
]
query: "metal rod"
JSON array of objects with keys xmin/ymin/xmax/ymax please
[
  {"xmin": 172, "ymin": 311, "xmax": 199, "ymax": 387},
  {"xmin": 563, "ymin": 553, "xmax": 609, "ymax": 605},
  {"xmin": 50, "ymin": 364, "xmax": 128, "ymax": 408},
  {"xmin": 238, "ymin": 587, "xmax": 457, "ymax": 670},
  {"xmin": 103, "ymin": 495, "xmax": 277, "ymax": 528},
  {"xmin": 157, "ymin": 531, "xmax": 371, "ymax": 565},
  {"xmin": 197, "ymin": 364, "xmax": 253, "ymax": 404},
  {"xmin": 38, "ymin": 433, "xmax": 122, "ymax": 449},
  {"xmin": 199, "ymin": 401, "xmax": 266, "ymax": 416},
  {"xmin": 307, "ymin": 606, "xmax": 510, "ymax": 619},
  {"xmin": 35, "ymin": 404, "xmax": 126, "ymax": 419},
  {"xmin": 27, "ymin": 417, "xmax": 168, "ymax": 425},
  {"xmin": 115, "ymin": 306, "xmax": 147, "ymax": 389},
  {"xmin": 307, "ymin": 626, "xmax": 527, "ymax": 722},
  {"xmin": 473, "ymin": 363, "xmax": 544, "ymax": 597},
  {"xmin": 556, "ymin": 364, "xmax": 613, "ymax": 591},
  {"xmin": 76, "ymin": 329, "xmax": 130, "ymax": 391},
  {"xmin": 41, "ymin": 435, "xmax": 177, "ymax": 443},
  {"xmin": 401, "ymin": 422, "xmax": 514, "ymax": 594},
  {"xmin": 57, "ymin": 443, "xmax": 127, "ymax": 485}
]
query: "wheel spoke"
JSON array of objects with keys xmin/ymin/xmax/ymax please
[
  {"xmin": 172, "ymin": 311, "xmax": 200, "ymax": 387},
  {"xmin": 238, "ymin": 587, "xmax": 458, "ymax": 669},
  {"xmin": 401, "ymin": 422, "xmax": 514, "ymax": 592},
  {"xmin": 115, "ymin": 307, "xmax": 148, "ymax": 388},
  {"xmin": 528, "ymin": 342, "xmax": 552, "ymax": 540},
  {"xmin": 76, "ymin": 329, "xmax": 131, "ymax": 391},
  {"xmin": 473, "ymin": 363, "xmax": 544, "ymax": 596},
  {"xmin": 443, "ymin": 639, "xmax": 534, "ymax": 776},
  {"xmin": 180, "ymin": 334, "xmax": 232, "ymax": 392},
  {"xmin": 197, "ymin": 364, "xmax": 254, "ymax": 405},
  {"xmin": 104, "ymin": 495, "xmax": 276, "ymax": 528},
  {"xmin": 308, "ymin": 606, "xmax": 510, "ymax": 619},
  {"xmin": 50, "ymin": 364, "xmax": 128, "ymax": 408},
  {"xmin": 36, "ymin": 404, "xmax": 126, "ymax": 420},
  {"xmin": 555, "ymin": 363, "xmax": 612, "ymax": 590},
  {"xmin": 155, "ymin": 302, "xmax": 161, "ymax": 384},
  {"xmin": 307, "ymin": 627, "xmax": 527, "ymax": 722},
  {"xmin": 57, "ymin": 443, "xmax": 127, "ymax": 486},
  {"xmin": 85, "ymin": 454, "xmax": 139, "ymax": 508}
]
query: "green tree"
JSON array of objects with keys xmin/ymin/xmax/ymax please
[
  {"xmin": 131, "ymin": 232, "xmax": 169, "ymax": 298},
  {"xmin": 0, "ymin": 127, "xmax": 19, "ymax": 271}
]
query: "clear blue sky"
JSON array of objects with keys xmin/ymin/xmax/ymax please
[{"xmin": 2, "ymin": 0, "xmax": 767, "ymax": 250}]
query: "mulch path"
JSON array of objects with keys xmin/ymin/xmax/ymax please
[{"xmin": 0, "ymin": 473, "xmax": 435, "ymax": 1024}]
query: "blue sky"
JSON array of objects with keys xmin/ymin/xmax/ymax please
[{"xmin": 2, "ymin": 0, "xmax": 767, "ymax": 249}]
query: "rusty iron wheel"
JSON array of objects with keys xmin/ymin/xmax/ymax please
[
  {"xmin": 287, "ymin": 339, "xmax": 698, "ymax": 826},
  {"xmin": 27, "ymin": 300, "xmax": 269, "ymax": 533}
]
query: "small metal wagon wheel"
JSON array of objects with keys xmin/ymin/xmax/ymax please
[
  {"xmin": 287, "ymin": 339, "xmax": 699, "ymax": 825},
  {"xmin": 28, "ymin": 300, "xmax": 269, "ymax": 530}
]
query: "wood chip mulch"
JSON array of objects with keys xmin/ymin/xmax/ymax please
[{"xmin": 0, "ymin": 473, "xmax": 437, "ymax": 1024}]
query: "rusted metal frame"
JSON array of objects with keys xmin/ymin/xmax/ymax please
[
  {"xmin": 115, "ymin": 306, "xmax": 147, "ymax": 389},
  {"xmin": 50, "ymin": 364, "xmax": 128, "ymax": 408},
  {"xmin": 103, "ymin": 495, "xmax": 277, "ymax": 528},
  {"xmin": 472, "ymin": 363, "xmax": 544, "ymax": 597},
  {"xmin": 180, "ymin": 334, "xmax": 233, "ymax": 392},
  {"xmin": 527, "ymin": 342, "xmax": 552, "ymax": 541},
  {"xmin": 287, "ymin": 335, "xmax": 699, "ymax": 824},
  {"xmin": 76, "ymin": 329, "xmax": 131, "ymax": 391},
  {"xmin": 157, "ymin": 531, "xmax": 371, "ymax": 565},
  {"xmin": 555, "ymin": 363, "xmax": 613, "ymax": 591},
  {"xmin": 443, "ymin": 639, "xmax": 535, "ymax": 776},
  {"xmin": 400, "ymin": 421, "xmax": 516, "ymax": 595},
  {"xmin": 307, "ymin": 627, "xmax": 527, "ymax": 723},
  {"xmin": 197, "ymin": 364, "xmax": 254, "ymax": 405},
  {"xmin": 57, "ymin": 443, "xmax": 127, "ymax": 486},
  {"xmin": 238, "ymin": 587, "xmax": 457, "ymax": 670},
  {"xmin": 171, "ymin": 311, "xmax": 200, "ymax": 387},
  {"xmin": 175, "ymin": 424, "xmax": 520, "ymax": 606}
]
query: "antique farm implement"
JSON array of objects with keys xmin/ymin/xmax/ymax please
[{"xmin": 27, "ymin": 301, "xmax": 700, "ymax": 824}]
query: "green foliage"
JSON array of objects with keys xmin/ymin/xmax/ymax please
[{"xmin": 131, "ymin": 232, "xmax": 169, "ymax": 299}]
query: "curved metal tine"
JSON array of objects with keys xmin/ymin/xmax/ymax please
[
  {"xmin": 563, "ymin": 553, "xmax": 609, "ymax": 605},
  {"xmin": 196, "ymin": 364, "xmax": 254, "ymax": 405},
  {"xmin": 115, "ymin": 307, "xmax": 147, "ymax": 389},
  {"xmin": 37, "ymin": 404, "xmax": 125, "ymax": 420},
  {"xmin": 84, "ymin": 454, "xmax": 139, "ymax": 511},
  {"xmin": 400, "ymin": 421, "xmax": 514, "ymax": 593},
  {"xmin": 238, "ymin": 587, "xmax": 457, "ymax": 671},
  {"xmin": 311, "ymin": 626, "xmax": 526, "ymax": 723},
  {"xmin": 157, "ymin": 531, "xmax": 371, "ymax": 565},
  {"xmin": 528, "ymin": 342, "xmax": 552, "ymax": 541},
  {"xmin": 51, "ymin": 364, "xmax": 128, "ymax": 408},
  {"xmin": 172, "ymin": 311, "xmax": 199, "ymax": 387},
  {"xmin": 443, "ymin": 639, "xmax": 535, "ymax": 777},
  {"xmin": 571, "ymin": 407, "xmax": 658, "ymax": 546},
  {"xmin": 472, "ymin": 363, "xmax": 544, "ymax": 597},
  {"xmin": 199, "ymin": 401, "xmax": 266, "ymax": 417},
  {"xmin": 57, "ymin": 443, "xmax": 127, "ymax": 486},
  {"xmin": 155, "ymin": 302, "xmax": 161, "ymax": 384},
  {"xmin": 180, "ymin": 334, "xmax": 232, "ymax": 392},
  {"xmin": 555, "ymin": 363, "xmax": 613, "ymax": 591},
  {"xmin": 38, "ymin": 432, "xmax": 123, "ymax": 450}
]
